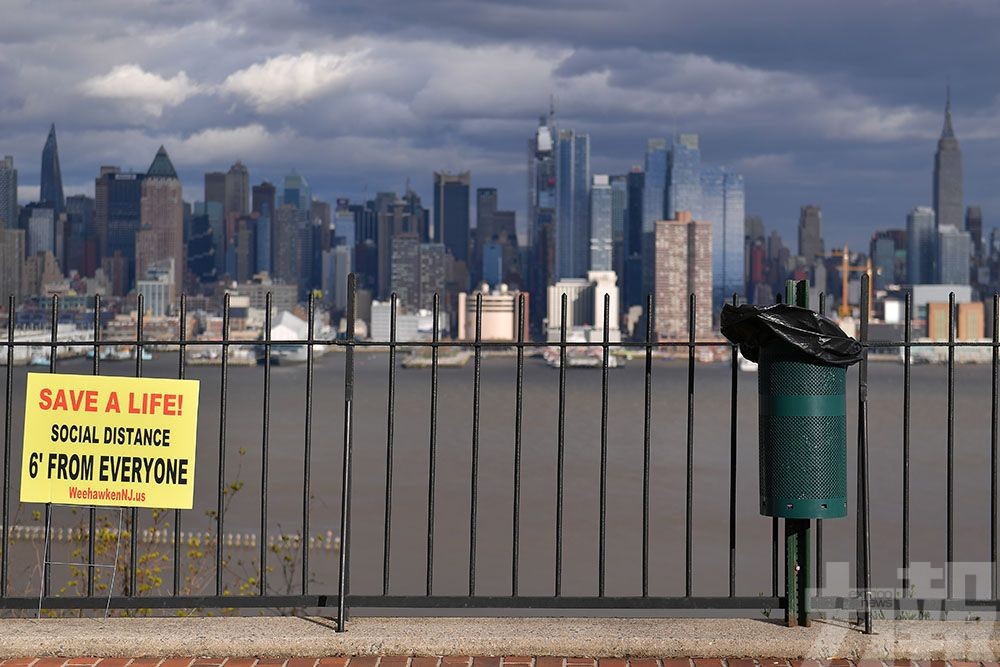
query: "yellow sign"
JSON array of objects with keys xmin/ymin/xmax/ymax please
[{"xmin": 20, "ymin": 373, "xmax": 200, "ymax": 509}]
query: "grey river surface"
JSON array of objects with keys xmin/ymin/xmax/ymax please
[{"xmin": 1, "ymin": 352, "xmax": 995, "ymax": 603}]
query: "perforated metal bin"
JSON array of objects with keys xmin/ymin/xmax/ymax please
[{"xmin": 758, "ymin": 344, "xmax": 848, "ymax": 519}]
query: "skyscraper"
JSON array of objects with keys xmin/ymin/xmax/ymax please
[
  {"xmin": 333, "ymin": 198, "xmax": 355, "ymax": 247},
  {"xmin": 283, "ymin": 170, "xmax": 310, "ymax": 210},
  {"xmin": 252, "ymin": 181, "xmax": 276, "ymax": 275},
  {"xmin": 474, "ymin": 187, "xmax": 498, "ymax": 284},
  {"xmin": 0, "ymin": 228, "xmax": 25, "ymax": 299},
  {"xmin": 204, "ymin": 171, "xmax": 226, "ymax": 276},
  {"xmin": 40, "ymin": 124, "xmax": 65, "ymax": 216},
  {"xmin": 610, "ymin": 174, "xmax": 628, "ymax": 283},
  {"xmin": 934, "ymin": 87, "xmax": 963, "ymax": 232},
  {"xmin": 870, "ymin": 229, "xmax": 906, "ymax": 291},
  {"xmin": 321, "ymin": 244, "xmax": 354, "ymax": 311},
  {"xmin": 589, "ymin": 175, "xmax": 613, "ymax": 272},
  {"xmin": 701, "ymin": 166, "xmax": 745, "ymax": 304},
  {"xmin": 938, "ymin": 224, "xmax": 971, "ymax": 285},
  {"xmin": 474, "ymin": 187, "xmax": 519, "ymax": 289},
  {"xmin": 376, "ymin": 191, "xmax": 426, "ymax": 298},
  {"xmin": 389, "ymin": 233, "xmax": 419, "ymax": 307},
  {"xmin": 224, "ymin": 161, "xmax": 249, "ymax": 222},
  {"xmin": 419, "ymin": 243, "xmax": 447, "ymax": 311},
  {"xmin": 0, "ymin": 156, "xmax": 16, "ymax": 228},
  {"xmin": 797, "ymin": 205, "xmax": 824, "ymax": 262},
  {"xmin": 432, "ymin": 171, "xmax": 471, "ymax": 264},
  {"xmin": 65, "ymin": 194, "xmax": 96, "ymax": 276},
  {"xmin": 273, "ymin": 203, "xmax": 304, "ymax": 287},
  {"xmin": 642, "ymin": 139, "xmax": 668, "ymax": 232},
  {"xmin": 26, "ymin": 207, "xmax": 55, "ymax": 257},
  {"xmin": 666, "ymin": 134, "xmax": 702, "ymax": 220},
  {"xmin": 624, "ymin": 168, "xmax": 644, "ymax": 308},
  {"xmin": 966, "ymin": 205, "xmax": 983, "ymax": 258},
  {"xmin": 555, "ymin": 128, "xmax": 590, "ymax": 280},
  {"xmin": 527, "ymin": 113, "xmax": 557, "ymax": 328},
  {"xmin": 98, "ymin": 166, "xmax": 144, "ymax": 294},
  {"xmin": 137, "ymin": 146, "xmax": 184, "ymax": 297},
  {"xmin": 252, "ymin": 181, "xmax": 276, "ymax": 217},
  {"xmin": 482, "ymin": 242, "xmax": 503, "ymax": 287},
  {"xmin": 187, "ymin": 207, "xmax": 216, "ymax": 284},
  {"xmin": 906, "ymin": 206, "xmax": 936, "ymax": 284},
  {"xmin": 654, "ymin": 211, "xmax": 712, "ymax": 339},
  {"xmin": 205, "ymin": 172, "xmax": 225, "ymax": 206},
  {"xmin": 527, "ymin": 113, "xmax": 556, "ymax": 248}
]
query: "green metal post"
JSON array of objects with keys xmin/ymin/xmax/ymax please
[{"xmin": 784, "ymin": 279, "xmax": 812, "ymax": 627}]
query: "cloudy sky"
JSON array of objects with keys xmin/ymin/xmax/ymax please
[{"xmin": 1, "ymin": 0, "xmax": 998, "ymax": 248}]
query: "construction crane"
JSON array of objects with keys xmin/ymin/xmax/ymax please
[{"xmin": 826, "ymin": 244, "xmax": 873, "ymax": 320}]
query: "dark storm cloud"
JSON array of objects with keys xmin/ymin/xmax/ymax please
[{"xmin": 2, "ymin": 0, "xmax": 999, "ymax": 244}]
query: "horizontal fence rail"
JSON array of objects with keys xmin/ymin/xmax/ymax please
[{"xmin": 0, "ymin": 273, "xmax": 998, "ymax": 631}]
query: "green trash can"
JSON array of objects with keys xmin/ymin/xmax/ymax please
[{"xmin": 758, "ymin": 344, "xmax": 847, "ymax": 519}]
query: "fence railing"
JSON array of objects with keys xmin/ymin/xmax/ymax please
[{"xmin": 0, "ymin": 273, "xmax": 998, "ymax": 632}]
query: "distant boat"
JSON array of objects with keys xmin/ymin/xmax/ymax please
[
  {"xmin": 29, "ymin": 353, "xmax": 49, "ymax": 367},
  {"xmin": 87, "ymin": 346, "xmax": 132, "ymax": 362},
  {"xmin": 271, "ymin": 346, "xmax": 308, "ymax": 365},
  {"xmin": 543, "ymin": 346, "xmax": 622, "ymax": 369}
]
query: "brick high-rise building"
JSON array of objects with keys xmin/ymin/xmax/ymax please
[
  {"xmin": 136, "ymin": 146, "xmax": 184, "ymax": 300},
  {"xmin": 654, "ymin": 211, "xmax": 712, "ymax": 339}
]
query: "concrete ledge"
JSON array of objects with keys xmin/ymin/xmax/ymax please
[{"xmin": 1, "ymin": 617, "xmax": 1000, "ymax": 660}]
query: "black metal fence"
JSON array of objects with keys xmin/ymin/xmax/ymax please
[{"xmin": 0, "ymin": 273, "xmax": 997, "ymax": 632}]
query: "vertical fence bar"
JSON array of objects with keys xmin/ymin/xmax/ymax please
[
  {"xmin": 469, "ymin": 293, "xmax": 482, "ymax": 596},
  {"xmin": 512, "ymin": 293, "xmax": 525, "ymax": 596},
  {"xmin": 772, "ymin": 292, "xmax": 780, "ymax": 598},
  {"xmin": 43, "ymin": 295, "xmax": 58, "ymax": 598},
  {"xmin": 556, "ymin": 292, "xmax": 567, "ymax": 596},
  {"xmin": 215, "ymin": 293, "xmax": 229, "ymax": 597},
  {"xmin": 337, "ymin": 274, "xmax": 357, "ymax": 631},
  {"xmin": 302, "ymin": 293, "xmax": 312, "ymax": 595},
  {"xmin": 88, "ymin": 294, "xmax": 101, "ymax": 598},
  {"xmin": 426, "ymin": 291, "xmax": 440, "ymax": 597},
  {"xmin": 729, "ymin": 293, "xmax": 738, "ymax": 597},
  {"xmin": 1, "ymin": 295, "xmax": 11, "ymax": 597},
  {"xmin": 686, "ymin": 292, "xmax": 695, "ymax": 597},
  {"xmin": 173, "ymin": 295, "xmax": 185, "ymax": 597},
  {"xmin": 129, "ymin": 294, "xmax": 142, "ymax": 598},
  {"xmin": 260, "ymin": 293, "xmax": 273, "ymax": 596},
  {"xmin": 642, "ymin": 293, "xmax": 653, "ymax": 598},
  {"xmin": 947, "ymin": 290, "xmax": 956, "ymax": 599},
  {"xmin": 815, "ymin": 292, "xmax": 825, "ymax": 591},
  {"xmin": 993, "ymin": 293, "xmax": 999, "ymax": 599},
  {"xmin": 903, "ymin": 291, "xmax": 912, "ymax": 595},
  {"xmin": 383, "ymin": 293, "xmax": 397, "ymax": 595},
  {"xmin": 599, "ymin": 292, "xmax": 610, "ymax": 597},
  {"xmin": 859, "ymin": 273, "xmax": 872, "ymax": 633}
]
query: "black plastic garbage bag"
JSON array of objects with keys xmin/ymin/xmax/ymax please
[{"xmin": 720, "ymin": 303, "xmax": 863, "ymax": 367}]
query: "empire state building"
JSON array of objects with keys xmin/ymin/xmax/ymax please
[{"xmin": 933, "ymin": 88, "xmax": 963, "ymax": 231}]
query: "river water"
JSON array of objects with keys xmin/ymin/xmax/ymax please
[{"xmin": 1, "ymin": 351, "xmax": 995, "ymax": 604}]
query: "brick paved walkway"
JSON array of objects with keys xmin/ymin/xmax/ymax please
[{"xmin": 0, "ymin": 659, "xmax": 992, "ymax": 667}]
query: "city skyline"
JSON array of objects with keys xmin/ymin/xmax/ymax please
[
  {"xmin": 0, "ymin": 100, "xmax": 976, "ymax": 315},
  {"xmin": 0, "ymin": 1, "xmax": 997, "ymax": 250}
]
